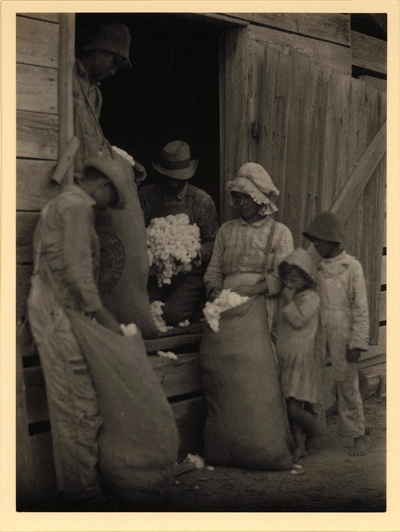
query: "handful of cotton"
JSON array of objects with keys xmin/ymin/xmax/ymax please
[{"xmin": 203, "ymin": 289, "xmax": 249, "ymax": 332}]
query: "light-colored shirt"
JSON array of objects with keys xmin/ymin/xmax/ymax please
[
  {"xmin": 33, "ymin": 185, "xmax": 103, "ymax": 313},
  {"xmin": 204, "ymin": 216, "xmax": 294, "ymax": 296},
  {"xmin": 315, "ymin": 250, "xmax": 369, "ymax": 351}
]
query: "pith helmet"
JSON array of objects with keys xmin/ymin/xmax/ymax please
[
  {"xmin": 303, "ymin": 211, "xmax": 345, "ymax": 243},
  {"xmin": 152, "ymin": 141, "xmax": 198, "ymax": 180},
  {"xmin": 84, "ymin": 22, "xmax": 132, "ymax": 67},
  {"xmin": 83, "ymin": 157, "xmax": 129, "ymax": 209}
]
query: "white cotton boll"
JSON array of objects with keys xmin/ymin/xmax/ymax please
[
  {"xmin": 157, "ymin": 350, "xmax": 178, "ymax": 360},
  {"xmin": 178, "ymin": 320, "xmax": 190, "ymax": 327},
  {"xmin": 146, "ymin": 214, "xmax": 201, "ymax": 287},
  {"xmin": 203, "ymin": 289, "xmax": 249, "ymax": 333},
  {"xmin": 120, "ymin": 323, "xmax": 138, "ymax": 336},
  {"xmin": 111, "ymin": 146, "xmax": 135, "ymax": 166},
  {"xmin": 183, "ymin": 453, "xmax": 206, "ymax": 468}
]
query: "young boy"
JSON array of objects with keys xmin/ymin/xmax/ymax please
[
  {"xmin": 303, "ymin": 212, "xmax": 369, "ymax": 456},
  {"xmin": 27, "ymin": 158, "xmax": 128, "ymax": 508}
]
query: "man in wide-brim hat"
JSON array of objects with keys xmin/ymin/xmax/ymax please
[
  {"xmin": 73, "ymin": 21, "xmax": 147, "ymax": 185},
  {"xmin": 139, "ymin": 140, "xmax": 220, "ymax": 326}
]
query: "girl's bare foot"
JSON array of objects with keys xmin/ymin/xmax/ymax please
[
  {"xmin": 292, "ymin": 445, "xmax": 308, "ymax": 462},
  {"xmin": 306, "ymin": 434, "xmax": 326, "ymax": 455},
  {"xmin": 349, "ymin": 436, "xmax": 367, "ymax": 456}
]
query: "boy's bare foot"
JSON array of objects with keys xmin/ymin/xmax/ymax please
[
  {"xmin": 306, "ymin": 434, "xmax": 326, "ymax": 455},
  {"xmin": 349, "ymin": 436, "xmax": 367, "ymax": 456},
  {"xmin": 292, "ymin": 445, "xmax": 308, "ymax": 462}
]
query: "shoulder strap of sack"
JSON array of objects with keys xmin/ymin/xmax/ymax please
[{"xmin": 266, "ymin": 219, "xmax": 277, "ymax": 254}]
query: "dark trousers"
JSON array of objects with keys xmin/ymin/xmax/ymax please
[{"xmin": 148, "ymin": 273, "xmax": 205, "ymax": 326}]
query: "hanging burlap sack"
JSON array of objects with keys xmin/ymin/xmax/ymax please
[
  {"xmin": 66, "ymin": 309, "xmax": 179, "ymax": 506},
  {"xmin": 199, "ymin": 295, "xmax": 293, "ymax": 471},
  {"xmin": 96, "ymin": 153, "xmax": 159, "ymax": 339}
]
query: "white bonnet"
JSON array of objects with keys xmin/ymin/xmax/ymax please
[{"xmin": 226, "ymin": 163, "xmax": 280, "ymax": 215}]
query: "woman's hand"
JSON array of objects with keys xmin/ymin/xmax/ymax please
[
  {"xmin": 92, "ymin": 307, "xmax": 123, "ymax": 335},
  {"xmin": 208, "ymin": 287, "xmax": 222, "ymax": 302}
]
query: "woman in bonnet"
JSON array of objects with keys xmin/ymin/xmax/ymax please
[{"xmin": 204, "ymin": 162, "xmax": 294, "ymax": 333}]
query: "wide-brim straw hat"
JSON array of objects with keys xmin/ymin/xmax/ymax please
[
  {"xmin": 83, "ymin": 157, "xmax": 129, "ymax": 209},
  {"xmin": 83, "ymin": 22, "xmax": 132, "ymax": 67},
  {"xmin": 303, "ymin": 211, "xmax": 345, "ymax": 243},
  {"xmin": 152, "ymin": 140, "xmax": 198, "ymax": 180}
]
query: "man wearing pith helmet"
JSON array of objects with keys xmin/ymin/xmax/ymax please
[
  {"xmin": 139, "ymin": 140, "xmax": 220, "ymax": 326},
  {"xmin": 73, "ymin": 21, "xmax": 147, "ymax": 185}
]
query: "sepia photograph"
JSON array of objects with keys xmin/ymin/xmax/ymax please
[{"xmin": 2, "ymin": 2, "xmax": 399, "ymax": 530}]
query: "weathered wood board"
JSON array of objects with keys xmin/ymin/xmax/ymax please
[
  {"xmin": 17, "ymin": 110, "xmax": 59, "ymax": 160},
  {"xmin": 17, "ymin": 15, "xmax": 59, "ymax": 68},
  {"xmin": 17, "ymin": 159, "xmax": 59, "ymax": 211},
  {"xmin": 351, "ymin": 30, "xmax": 387, "ymax": 75},
  {"xmin": 18, "ymin": 13, "xmax": 60, "ymax": 23},
  {"xmin": 228, "ymin": 13, "xmax": 351, "ymax": 46},
  {"xmin": 249, "ymin": 24, "xmax": 352, "ymax": 75},
  {"xmin": 17, "ymin": 63, "xmax": 58, "ymax": 114}
]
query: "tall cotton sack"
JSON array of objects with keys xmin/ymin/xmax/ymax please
[
  {"xmin": 96, "ymin": 153, "xmax": 159, "ymax": 338},
  {"xmin": 199, "ymin": 295, "xmax": 293, "ymax": 471},
  {"xmin": 66, "ymin": 310, "xmax": 179, "ymax": 504}
]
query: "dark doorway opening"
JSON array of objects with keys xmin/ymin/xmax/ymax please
[{"xmin": 75, "ymin": 13, "xmax": 221, "ymax": 214}]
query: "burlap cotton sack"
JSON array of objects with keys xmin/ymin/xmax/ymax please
[
  {"xmin": 96, "ymin": 153, "xmax": 159, "ymax": 338},
  {"xmin": 66, "ymin": 309, "xmax": 179, "ymax": 505},
  {"xmin": 199, "ymin": 296, "xmax": 293, "ymax": 471}
]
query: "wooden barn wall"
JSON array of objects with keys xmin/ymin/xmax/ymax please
[
  {"xmin": 246, "ymin": 35, "xmax": 386, "ymax": 355},
  {"xmin": 16, "ymin": 12, "xmax": 61, "ymax": 506}
]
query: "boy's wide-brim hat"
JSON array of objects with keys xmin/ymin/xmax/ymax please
[
  {"xmin": 152, "ymin": 141, "xmax": 198, "ymax": 180},
  {"xmin": 83, "ymin": 157, "xmax": 130, "ymax": 209},
  {"xmin": 303, "ymin": 211, "xmax": 345, "ymax": 243},
  {"xmin": 83, "ymin": 22, "xmax": 132, "ymax": 67}
]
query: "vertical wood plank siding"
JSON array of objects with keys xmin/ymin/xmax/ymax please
[
  {"xmin": 16, "ymin": 13, "xmax": 61, "ymax": 507},
  {"xmin": 254, "ymin": 45, "xmax": 386, "ymax": 345}
]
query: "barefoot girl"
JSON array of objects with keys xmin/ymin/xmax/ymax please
[{"xmin": 276, "ymin": 248, "xmax": 325, "ymax": 462}]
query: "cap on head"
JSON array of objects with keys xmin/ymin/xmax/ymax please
[
  {"xmin": 83, "ymin": 22, "xmax": 132, "ymax": 67},
  {"xmin": 280, "ymin": 247, "xmax": 317, "ymax": 281},
  {"xmin": 303, "ymin": 211, "xmax": 345, "ymax": 243},
  {"xmin": 152, "ymin": 141, "xmax": 198, "ymax": 180},
  {"xmin": 83, "ymin": 157, "xmax": 130, "ymax": 209}
]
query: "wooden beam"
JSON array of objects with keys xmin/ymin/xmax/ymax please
[
  {"xmin": 58, "ymin": 13, "xmax": 76, "ymax": 187},
  {"xmin": 227, "ymin": 13, "xmax": 350, "ymax": 46},
  {"xmin": 51, "ymin": 136, "xmax": 80, "ymax": 185},
  {"xmin": 328, "ymin": 121, "xmax": 386, "ymax": 220},
  {"xmin": 351, "ymin": 30, "xmax": 387, "ymax": 75},
  {"xmin": 221, "ymin": 26, "xmax": 248, "ymax": 222}
]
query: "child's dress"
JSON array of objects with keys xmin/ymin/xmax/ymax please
[{"xmin": 276, "ymin": 288, "xmax": 320, "ymax": 403}]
